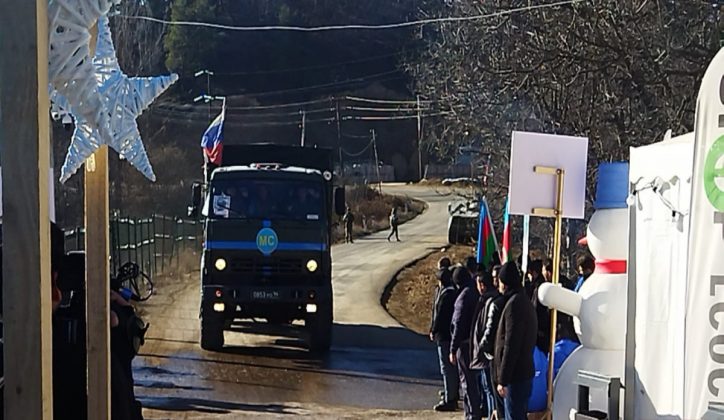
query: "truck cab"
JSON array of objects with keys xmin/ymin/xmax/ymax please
[{"xmin": 189, "ymin": 144, "xmax": 344, "ymax": 354}]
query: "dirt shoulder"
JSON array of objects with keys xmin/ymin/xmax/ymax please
[{"xmin": 383, "ymin": 244, "xmax": 475, "ymax": 335}]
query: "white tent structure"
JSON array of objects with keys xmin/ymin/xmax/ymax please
[
  {"xmin": 626, "ymin": 46, "xmax": 724, "ymax": 420},
  {"xmin": 628, "ymin": 132, "xmax": 694, "ymax": 419}
]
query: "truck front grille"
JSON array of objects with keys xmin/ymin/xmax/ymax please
[{"xmin": 229, "ymin": 257, "xmax": 303, "ymax": 275}]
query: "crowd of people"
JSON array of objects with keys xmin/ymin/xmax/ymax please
[{"xmin": 429, "ymin": 254, "xmax": 595, "ymax": 420}]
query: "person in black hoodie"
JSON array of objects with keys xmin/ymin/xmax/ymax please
[
  {"xmin": 429, "ymin": 257, "xmax": 459, "ymax": 411},
  {"xmin": 527, "ymin": 260, "xmax": 551, "ymax": 354},
  {"xmin": 470, "ymin": 271, "xmax": 500, "ymax": 419},
  {"xmin": 481, "ymin": 265, "xmax": 507, "ymax": 419},
  {"xmin": 494, "ymin": 262, "xmax": 537, "ymax": 420},
  {"xmin": 450, "ymin": 265, "xmax": 481, "ymax": 420}
]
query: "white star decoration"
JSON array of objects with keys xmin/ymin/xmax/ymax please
[
  {"xmin": 48, "ymin": 0, "xmax": 119, "ymax": 137},
  {"xmin": 53, "ymin": 13, "xmax": 178, "ymax": 182}
]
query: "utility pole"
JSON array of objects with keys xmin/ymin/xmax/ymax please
[
  {"xmin": 300, "ymin": 109, "xmax": 306, "ymax": 147},
  {"xmin": 194, "ymin": 69, "xmax": 215, "ymax": 121},
  {"xmin": 0, "ymin": 1, "xmax": 54, "ymax": 419},
  {"xmin": 371, "ymin": 129, "xmax": 382, "ymax": 194},
  {"xmin": 335, "ymin": 98, "xmax": 344, "ymax": 177},
  {"xmin": 416, "ymin": 94, "xmax": 423, "ymax": 181}
]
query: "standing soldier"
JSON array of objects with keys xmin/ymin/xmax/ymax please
[
  {"xmin": 387, "ymin": 207, "xmax": 400, "ymax": 242},
  {"xmin": 343, "ymin": 206, "xmax": 355, "ymax": 243}
]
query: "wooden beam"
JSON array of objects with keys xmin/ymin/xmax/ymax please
[
  {"xmin": 0, "ymin": 0, "xmax": 54, "ymax": 419},
  {"xmin": 84, "ymin": 146, "xmax": 110, "ymax": 419}
]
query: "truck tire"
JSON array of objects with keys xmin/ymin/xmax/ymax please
[
  {"xmin": 200, "ymin": 317, "xmax": 224, "ymax": 351},
  {"xmin": 307, "ymin": 304, "xmax": 332, "ymax": 355}
]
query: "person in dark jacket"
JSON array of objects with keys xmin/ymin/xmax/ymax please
[
  {"xmin": 542, "ymin": 258, "xmax": 572, "ymax": 290},
  {"xmin": 429, "ymin": 257, "xmax": 459, "ymax": 411},
  {"xmin": 527, "ymin": 260, "xmax": 551, "ymax": 354},
  {"xmin": 470, "ymin": 271, "xmax": 499, "ymax": 419},
  {"xmin": 450, "ymin": 266, "xmax": 481, "ymax": 420},
  {"xmin": 387, "ymin": 207, "xmax": 400, "ymax": 242},
  {"xmin": 542, "ymin": 259, "xmax": 580, "ymax": 344},
  {"xmin": 343, "ymin": 206, "xmax": 355, "ymax": 243},
  {"xmin": 574, "ymin": 254, "xmax": 595, "ymax": 292},
  {"xmin": 486, "ymin": 265, "xmax": 507, "ymax": 418},
  {"xmin": 494, "ymin": 262, "xmax": 537, "ymax": 420}
]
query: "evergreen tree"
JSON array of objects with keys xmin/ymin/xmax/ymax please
[{"xmin": 164, "ymin": 0, "xmax": 223, "ymax": 75}]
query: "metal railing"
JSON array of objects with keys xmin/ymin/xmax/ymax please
[{"xmin": 63, "ymin": 214, "xmax": 202, "ymax": 277}]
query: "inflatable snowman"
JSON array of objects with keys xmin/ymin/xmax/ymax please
[{"xmin": 538, "ymin": 162, "xmax": 629, "ymax": 419}]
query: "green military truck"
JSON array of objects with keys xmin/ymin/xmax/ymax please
[{"xmin": 188, "ymin": 144, "xmax": 345, "ymax": 354}]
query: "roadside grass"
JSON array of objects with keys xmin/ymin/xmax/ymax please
[{"xmin": 383, "ymin": 244, "xmax": 475, "ymax": 335}]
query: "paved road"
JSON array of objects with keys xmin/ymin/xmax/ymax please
[{"xmin": 135, "ymin": 184, "xmax": 455, "ymax": 419}]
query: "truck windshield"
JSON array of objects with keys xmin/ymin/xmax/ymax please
[{"xmin": 209, "ymin": 179, "xmax": 325, "ymax": 221}]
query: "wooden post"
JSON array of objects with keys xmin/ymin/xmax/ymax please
[
  {"xmin": 0, "ymin": 1, "xmax": 54, "ymax": 419},
  {"xmin": 85, "ymin": 146, "xmax": 111, "ymax": 419},
  {"xmin": 531, "ymin": 165, "xmax": 565, "ymax": 420}
]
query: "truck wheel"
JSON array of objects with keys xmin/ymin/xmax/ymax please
[
  {"xmin": 200, "ymin": 318, "xmax": 224, "ymax": 351},
  {"xmin": 307, "ymin": 304, "xmax": 332, "ymax": 355}
]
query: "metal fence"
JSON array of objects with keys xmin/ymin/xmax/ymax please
[{"xmin": 63, "ymin": 214, "xmax": 203, "ymax": 277}]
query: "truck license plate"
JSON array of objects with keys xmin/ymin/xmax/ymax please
[{"xmin": 252, "ymin": 290, "xmax": 280, "ymax": 300}]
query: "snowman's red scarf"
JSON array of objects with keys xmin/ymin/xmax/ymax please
[{"xmin": 595, "ymin": 259, "xmax": 627, "ymax": 274}]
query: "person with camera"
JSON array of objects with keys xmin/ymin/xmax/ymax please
[
  {"xmin": 55, "ymin": 250, "xmax": 147, "ymax": 420},
  {"xmin": 0, "ymin": 222, "xmax": 146, "ymax": 420}
]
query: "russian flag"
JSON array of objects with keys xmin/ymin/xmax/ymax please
[
  {"xmin": 201, "ymin": 106, "xmax": 225, "ymax": 165},
  {"xmin": 501, "ymin": 197, "xmax": 512, "ymax": 263}
]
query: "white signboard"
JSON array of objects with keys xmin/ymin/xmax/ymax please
[
  {"xmin": 684, "ymin": 47, "xmax": 724, "ymax": 419},
  {"xmin": 508, "ymin": 131, "xmax": 588, "ymax": 219}
]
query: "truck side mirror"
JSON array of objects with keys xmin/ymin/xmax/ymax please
[
  {"xmin": 334, "ymin": 186, "xmax": 346, "ymax": 216},
  {"xmin": 188, "ymin": 182, "xmax": 202, "ymax": 218}
]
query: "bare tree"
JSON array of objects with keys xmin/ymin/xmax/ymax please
[{"xmin": 405, "ymin": 0, "xmax": 720, "ymax": 264}]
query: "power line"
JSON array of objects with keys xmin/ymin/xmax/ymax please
[
  {"xmin": 156, "ymin": 95, "xmax": 436, "ymax": 113},
  {"xmin": 342, "ymin": 138, "xmax": 375, "ymax": 157},
  {"xmin": 120, "ymin": 1, "xmax": 583, "ymax": 33},
  {"xmin": 149, "ymin": 107, "xmax": 338, "ymax": 127},
  {"xmin": 343, "ymin": 112, "xmax": 449, "ymax": 121},
  {"xmin": 213, "ymin": 52, "xmax": 404, "ymax": 76},
  {"xmin": 245, "ymin": 71, "xmax": 404, "ymax": 97},
  {"xmin": 345, "ymin": 95, "xmax": 432, "ymax": 105},
  {"xmin": 342, "ymin": 132, "xmax": 372, "ymax": 139},
  {"xmin": 345, "ymin": 105, "xmax": 431, "ymax": 113},
  {"xmin": 154, "ymin": 105, "xmax": 335, "ymax": 119}
]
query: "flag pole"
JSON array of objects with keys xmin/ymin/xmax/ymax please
[
  {"xmin": 522, "ymin": 214, "xmax": 530, "ymax": 273},
  {"xmin": 485, "ymin": 198, "xmax": 502, "ymax": 263}
]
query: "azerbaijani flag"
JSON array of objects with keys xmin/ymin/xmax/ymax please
[
  {"xmin": 476, "ymin": 199, "xmax": 498, "ymax": 269},
  {"xmin": 501, "ymin": 197, "xmax": 512, "ymax": 262},
  {"xmin": 201, "ymin": 105, "xmax": 225, "ymax": 165}
]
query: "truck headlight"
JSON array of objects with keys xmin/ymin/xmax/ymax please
[
  {"xmin": 306, "ymin": 259, "xmax": 318, "ymax": 272},
  {"xmin": 215, "ymin": 258, "xmax": 227, "ymax": 271},
  {"xmin": 305, "ymin": 304, "xmax": 318, "ymax": 313},
  {"xmin": 213, "ymin": 303, "xmax": 225, "ymax": 312}
]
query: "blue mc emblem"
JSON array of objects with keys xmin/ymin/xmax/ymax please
[{"xmin": 256, "ymin": 227, "xmax": 278, "ymax": 256}]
